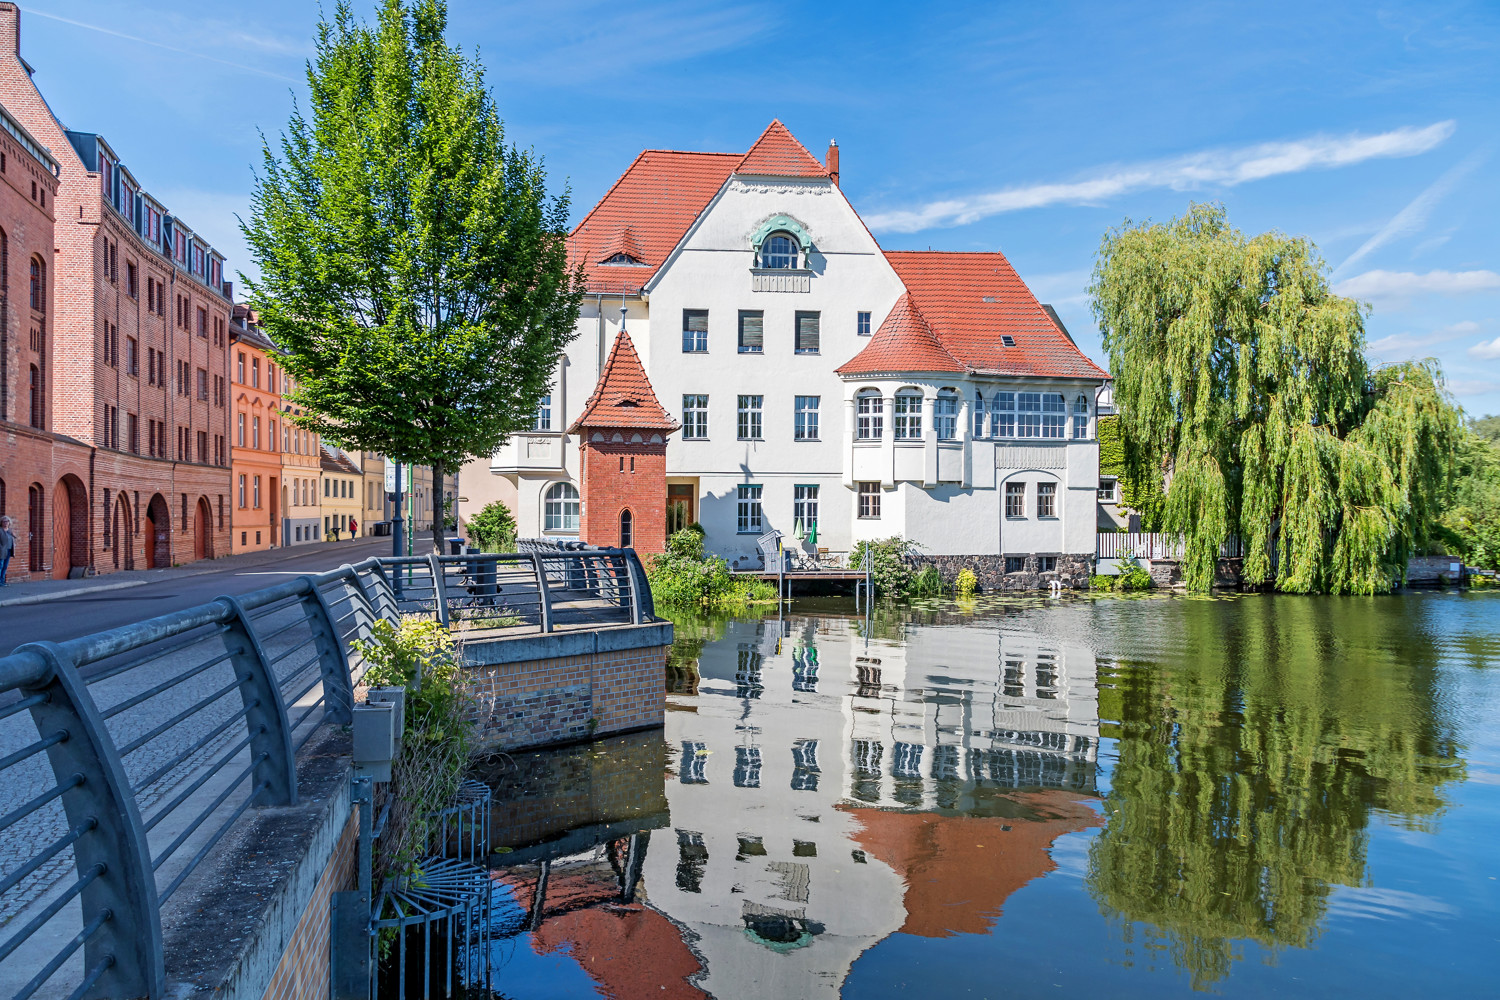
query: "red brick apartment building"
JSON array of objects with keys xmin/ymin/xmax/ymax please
[{"xmin": 0, "ymin": 4, "xmax": 232, "ymax": 577}]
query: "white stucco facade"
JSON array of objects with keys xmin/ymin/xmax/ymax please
[{"xmin": 461, "ymin": 125, "xmax": 1110, "ymax": 572}]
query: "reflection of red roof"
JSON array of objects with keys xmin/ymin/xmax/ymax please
[
  {"xmin": 843, "ymin": 790, "xmax": 1101, "ymax": 938},
  {"xmin": 569, "ymin": 331, "xmax": 678, "ymax": 433},
  {"xmin": 879, "ymin": 252, "xmax": 1110, "ymax": 380},
  {"xmin": 735, "ymin": 119, "xmax": 828, "ymax": 178},
  {"xmin": 836, "ymin": 292, "xmax": 965, "ymax": 375},
  {"xmin": 569, "ymin": 150, "xmax": 739, "ymax": 294},
  {"xmin": 535, "ymin": 905, "xmax": 709, "ymax": 1000}
]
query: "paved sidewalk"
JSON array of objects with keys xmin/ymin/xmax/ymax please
[{"xmin": 0, "ymin": 536, "xmax": 391, "ymax": 608}]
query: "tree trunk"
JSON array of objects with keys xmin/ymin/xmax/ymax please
[{"xmin": 430, "ymin": 460, "xmax": 446, "ymax": 556}]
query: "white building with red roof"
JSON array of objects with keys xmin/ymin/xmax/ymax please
[{"xmin": 464, "ymin": 121, "xmax": 1109, "ymax": 585}]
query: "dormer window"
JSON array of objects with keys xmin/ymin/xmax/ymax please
[
  {"xmin": 601, "ymin": 252, "xmax": 644, "ymax": 266},
  {"xmin": 759, "ymin": 233, "xmax": 798, "ymax": 269}
]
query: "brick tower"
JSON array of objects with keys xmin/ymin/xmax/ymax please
[{"xmin": 568, "ymin": 331, "xmax": 677, "ymax": 554}]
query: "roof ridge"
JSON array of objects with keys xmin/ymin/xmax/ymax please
[
  {"xmin": 836, "ymin": 293, "xmax": 967, "ymax": 376},
  {"xmin": 569, "ymin": 330, "xmax": 679, "ymax": 432},
  {"xmin": 735, "ymin": 119, "xmax": 828, "ymax": 178}
]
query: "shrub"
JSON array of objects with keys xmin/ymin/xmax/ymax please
[
  {"xmin": 648, "ymin": 527, "xmax": 778, "ymax": 611},
  {"xmin": 1092, "ymin": 558, "xmax": 1154, "ymax": 592},
  {"xmin": 910, "ymin": 564, "xmax": 945, "ymax": 597},
  {"xmin": 850, "ymin": 537, "xmax": 916, "ymax": 598},
  {"xmin": 466, "ymin": 500, "xmax": 517, "ymax": 552},
  {"xmin": 955, "ymin": 568, "xmax": 978, "ymax": 597}
]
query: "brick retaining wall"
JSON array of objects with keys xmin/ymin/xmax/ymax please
[{"xmin": 262, "ymin": 808, "xmax": 360, "ymax": 1000}]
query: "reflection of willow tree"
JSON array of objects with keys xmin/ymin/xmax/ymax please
[{"xmin": 1087, "ymin": 597, "xmax": 1464, "ymax": 990}]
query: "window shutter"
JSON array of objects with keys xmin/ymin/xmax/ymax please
[
  {"xmin": 685, "ymin": 310, "xmax": 707, "ymax": 334},
  {"xmin": 739, "ymin": 311, "xmax": 763, "ymax": 351},
  {"xmin": 796, "ymin": 312, "xmax": 820, "ymax": 353}
]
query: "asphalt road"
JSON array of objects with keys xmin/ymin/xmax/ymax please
[{"xmin": 0, "ymin": 536, "xmax": 395, "ymax": 652}]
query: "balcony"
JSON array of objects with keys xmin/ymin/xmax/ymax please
[{"xmin": 490, "ymin": 432, "xmax": 565, "ymax": 473}]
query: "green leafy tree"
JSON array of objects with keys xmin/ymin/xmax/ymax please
[
  {"xmin": 1097, "ymin": 414, "xmax": 1165, "ymax": 527},
  {"xmin": 464, "ymin": 500, "xmax": 517, "ymax": 552},
  {"xmin": 242, "ymin": 0, "xmax": 583, "ymax": 554},
  {"xmin": 1437, "ymin": 420, "xmax": 1500, "ymax": 568},
  {"xmin": 1091, "ymin": 204, "xmax": 1461, "ymax": 593}
]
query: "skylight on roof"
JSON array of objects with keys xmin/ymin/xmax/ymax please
[
  {"xmin": 1001, "ymin": 336, "xmax": 1016, "ymax": 347},
  {"xmin": 601, "ymin": 253, "xmax": 645, "ymax": 266}
]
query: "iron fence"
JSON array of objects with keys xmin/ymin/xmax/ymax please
[{"xmin": 0, "ymin": 547, "xmax": 653, "ymax": 1000}]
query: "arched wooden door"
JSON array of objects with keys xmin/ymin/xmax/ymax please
[
  {"xmin": 52, "ymin": 483, "xmax": 71, "ymax": 579},
  {"xmin": 143, "ymin": 512, "xmax": 158, "ymax": 568},
  {"xmin": 194, "ymin": 497, "xmax": 211, "ymax": 560},
  {"xmin": 27, "ymin": 484, "xmax": 43, "ymax": 572},
  {"xmin": 113, "ymin": 493, "xmax": 133, "ymax": 570}
]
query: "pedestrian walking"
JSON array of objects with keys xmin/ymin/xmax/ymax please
[
  {"xmin": 349, "ymin": 517, "xmax": 358, "ymax": 537},
  {"xmin": 0, "ymin": 515, "xmax": 14, "ymax": 586}
]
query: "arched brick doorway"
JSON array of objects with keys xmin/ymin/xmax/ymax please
[
  {"xmin": 51, "ymin": 475, "xmax": 87, "ymax": 580},
  {"xmin": 194, "ymin": 496, "xmax": 213, "ymax": 560},
  {"xmin": 27, "ymin": 483, "xmax": 44, "ymax": 573},
  {"xmin": 112, "ymin": 492, "xmax": 133, "ymax": 570},
  {"xmin": 144, "ymin": 493, "xmax": 170, "ymax": 569}
]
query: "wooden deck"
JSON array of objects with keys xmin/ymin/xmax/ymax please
[{"xmin": 732, "ymin": 569, "xmax": 867, "ymax": 581}]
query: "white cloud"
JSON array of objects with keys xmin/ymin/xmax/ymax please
[
  {"xmin": 1470, "ymin": 337, "xmax": 1500, "ymax": 361},
  {"xmin": 1368, "ymin": 320, "xmax": 1480, "ymax": 354},
  {"xmin": 1022, "ymin": 269, "xmax": 1092, "ymax": 308},
  {"xmin": 1446, "ymin": 378, "xmax": 1500, "ymax": 396},
  {"xmin": 25, "ymin": 7, "xmax": 299, "ymax": 82},
  {"xmin": 1334, "ymin": 269, "xmax": 1500, "ymax": 299},
  {"xmin": 866, "ymin": 121, "xmax": 1457, "ymax": 233},
  {"xmin": 1333, "ymin": 149, "xmax": 1487, "ymax": 277}
]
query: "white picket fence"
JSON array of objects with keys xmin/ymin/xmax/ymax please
[{"xmin": 1096, "ymin": 532, "xmax": 1245, "ymax": 561}]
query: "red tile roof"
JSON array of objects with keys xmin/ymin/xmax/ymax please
[
  {"xmin": 594, "ymin": 225, "xmax": 645, "ymax": 264},
  {"xmin": 735, "ymin": 119, "xmax": 828, "ymax": 178},
  {"xmin": 569, "ymin": 150, "xmax": 740, "ymax": 294},
  {"xmin": 569, "ymin": 331, "xmax": 678, "ymax": 433},
  {"xmin": 881, "ymin": 251, "xmax": 1110, "ymax": 380},
  {"xmin": 836, "ymin": 293, "xmax": 965, "ymax": 375}
]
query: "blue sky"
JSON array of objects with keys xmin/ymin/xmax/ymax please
[{"xmin": 17, "ymin": 0, "xmax": 1500, "ymax": 414}]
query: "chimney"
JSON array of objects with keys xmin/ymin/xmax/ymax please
[
  {"xmin": 0, "ymin": 3, "xmax": 19, "ymax": 58},
  {"xmin": 826, "ymin": 139, "xmax": 839, "ymax": 187}
]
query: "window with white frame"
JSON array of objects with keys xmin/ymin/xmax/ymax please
[
  {"xmin": 737, "ymin": 484, "xmax": 763, "ymax": 533},
  {"xmin": 1017, "ymin": 392, "xmax": 1042, "ymax": 437},
  {"xmin": 738, "ymin": 311, "xmax": 763, "ymax": 354},
  {"xmin": 1037, "ymin": 482, "xmax": 1057, "ymax": 518},
  {"xmin": 1098, "ymin": 478, "xmax": 1117, "ymax": 501},
  {"xmin": 1042, "ymin": 393, "xmax": 1067, "ymax": 437},
  {"xmin": 1073, "ymin": 393, "xmax": 1089, "ymax": 438},
  {"xmin": 934, "ymin": 390, "xmax": 958, "ymax": 441},
  {"xmin": 544, "ymin": 482, "xmax": 579, "ymax": 531},
  {"xmin": 857, "ymin": 311, "xmax": 872, "ymax": 336},
  {"xmin": 1005, "ymin": 482, "xmax": 1025, "ymax": 518},
  {"xmin": 794, "ymin": 485, "xmax": 819, "ymax": 529},
  {"xmin": 682, "ymin": 394, "xmax": 708, "ymax": 439},
  {"xmin": 856, "ymin": 391, "xmax": 883, "ymax": 440},
  {"xmin": 794, "ymin": 396, "xmax": 819, "ymax": 440},
  {"xmin": 533, "ymin": 393, "xmax": 552, "ymax": 431},
  {"xmin": 737, "ymin": 395, "xmax": 763, "ymax": 440},
  {"xmin": 893, "ymin": 390, "xmax": 922, "ymax": 440},
  {"xmin": 794, "ymin": 311, "xmax": 820, "ymax": 354},
  {"xmin": 682, "ymin": 309, "xmax": 708, "ymax": 353},
  {"xmin": 759, "ymin": 233, "xmax": 798, "ymax": 269},
  {"xmin": 973, "ymin": 391, "xmax": 986, "ymax": 438},
  {"xmin": 991, "ymin": 391, "xmax": 1015, "ymax": 437},
  {"xmin": 858, "ymin": 482, "xmax": 881, "ymax": 518}
]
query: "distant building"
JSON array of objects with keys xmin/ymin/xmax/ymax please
[
  {"xmin": 279, "ymin": 371, "xmax": 322, "ymax": 546},
  {"xmin": 229, "ymin": 310, "xmax": 282, "ymax": 553},
  {"xmin": 0, "ymin": 4, "xmax": 234, "ymax": 573},
  {"xmin": 320, "ymin": 446, "xmax": 362, "ymax": 540}
]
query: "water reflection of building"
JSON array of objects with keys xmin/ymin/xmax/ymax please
[{"xmin": 641, "ymin": 614, "xmax": 1102, "ymax": 997}]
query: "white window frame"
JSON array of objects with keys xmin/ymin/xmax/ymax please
[
  {"xmin": 737, "ymin": 484, "xmax": 763, "ymax": 534},
  {"xmin": 856, "ymin": 391, "xmax": 883, "ymax": 441},
  {"xmin": 794, "ymin": 396, "xmax": 819, "ymax": 440},
  {"xmin": 893, "ymin": 390, "xmax": 923, "ymax": 440},
  {"xmin": 544, "ymin": 481, "xmax": 580, "ymax": 532},
  {"xmin": 682, "ymin": 394, "xmax": 709, "ymax": 439},
  {"xmin": 737, "ymin": 395, "xmax": 763, "ymax": 441},
  {"xmin": 934, "ymin": 390, "xmax": 958, "ymax": 441}
]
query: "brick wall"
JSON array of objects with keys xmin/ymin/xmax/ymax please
[
  {"xmin": 261, "ymin": 808, "xmax": 360, "ymax": 1000},
  {"xmin": 466, "ymin": 644, "xmax": 668, "ymax": 751},
  {"xmin": 0, "ymin": 3, "xmax": 233, "ymax": 576},
  {"xmin": 579, "ymin": 434, "xmax": 668, "ymax": 554}
]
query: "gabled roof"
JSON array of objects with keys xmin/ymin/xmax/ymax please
[
  {"xmin": 836, "ymin": 293, "xmax": 965, "ymax": 375},
  {"xmin": 568, "ymin": 331, "xmax": 678, "ymax": 433},
  {"xmin": 320, "ymin": 446, "xmax": 361, "ymax": 475},
  {"xmin": 734, "ymin": 119, "xmax": 828, "ymax": 178},
  {"xmin": 569, "ymin": 150, "xmax": 740, "ymax": 294},
  {"xmin": 880, "ymin": 251, "xmax": 1111, "ymax": 380}
]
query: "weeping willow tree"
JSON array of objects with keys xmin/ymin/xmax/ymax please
[{"xmin": 1092, "ymin": 204, "xmax": 1462, "ymax": 593}]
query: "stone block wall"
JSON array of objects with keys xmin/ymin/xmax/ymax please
[
  {"xmin": 1406, "ymin": 555, "xmax": 1463, "ymax": 586},
  {"xmin": 907, "ymin": 553, "xmax": 1092, "ymax": 592}
]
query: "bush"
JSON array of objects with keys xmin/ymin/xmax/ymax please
[
  {"xmin": 955, "ymin": 568, "xmax": 978, "ymax": 597},
  {"xmin": 1092, "ymin": 558, "xmax": 1154, "ymax": 592},
  {"xmin": 466, "ymin": 500, "xmax": 517, "ymax": 552},
  {"xmin": 910, "ymin": 564, "xmax": 945, "ymax": 597},
  {"xmin": 648, "ymin": 527, "xmax": 778, "ymax": 611},
  {"xmin": 850, "ymin": 537, "xmax": 916, "ymax": 598}
]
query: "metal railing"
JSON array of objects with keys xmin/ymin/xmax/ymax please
[
  {"xmin": 0, "ymin": 547, "xmax": 653, "ymax": 1000},
  {"xmin": 1095, "ymin": 532, "xmax": 1245, "ymax": 561}
]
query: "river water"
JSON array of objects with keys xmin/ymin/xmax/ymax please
[{"xmin": 473, "ymin": 591, "xmax": 1500, "ymax": 998}]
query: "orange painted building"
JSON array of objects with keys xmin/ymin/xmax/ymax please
[{"xmin": 230, "ymin": 310, "xmax": 282, "ymax": 554}]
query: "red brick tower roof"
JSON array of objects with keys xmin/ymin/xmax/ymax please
[
  {"xmin": 836, "ymin": 292, "xmax": 966, "ymax": 376},
  {"xmin": 569, "ymin": 331, "xmax": 678, "ymax": 433},
  {"xmin": 735, "ymin": 119, "xmax": 829, "ymax": 178}
]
